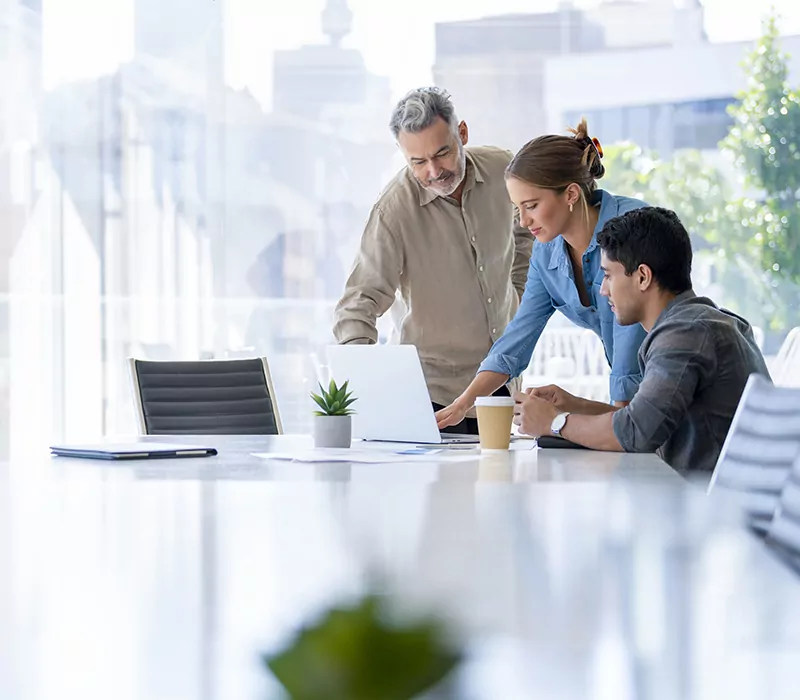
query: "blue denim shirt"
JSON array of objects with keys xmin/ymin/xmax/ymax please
[{"xmin": 478, "ymin": 190, "xmax": 649, "ymax": 402}]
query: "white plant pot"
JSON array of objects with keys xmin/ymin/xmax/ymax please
[{"xmin": 313, "ymin": 415, "xmax": 352, "ymax": 448}]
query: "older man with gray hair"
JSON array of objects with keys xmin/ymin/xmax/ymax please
[{"xmin": 333, "ymin": 87, "xmax": 533, "ymax": 434}]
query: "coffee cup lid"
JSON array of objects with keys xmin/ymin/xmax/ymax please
[{"xmin": 474, "ymin": 396, "xmax": 515, "ymax": 407}]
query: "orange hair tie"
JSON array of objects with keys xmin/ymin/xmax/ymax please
[{"xmin": 592, "ymin": 137, "xmax": 604, "ymax": 158}]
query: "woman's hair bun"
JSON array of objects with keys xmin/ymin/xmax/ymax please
[{"xmin": 569, "ymin": 118, "xmax": 604, "ymax": 180}]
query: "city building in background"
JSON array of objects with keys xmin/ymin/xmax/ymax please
[
  {"xmin": 433, "ymin": 6, "xmax": 605, "ymax": 151},
  {"xmin": 548, "ymin": 8, "xmax": 800, "ymax": 154},
  {"xmin": 435, "ymin": 0, "xmax": 800, "ymax": 155},
  {"xmin": 0, "ymin": 0, "xmax": 43, "ymax": 457}
]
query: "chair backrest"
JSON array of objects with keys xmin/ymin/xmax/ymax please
[
  {"xmin": 581, "ymin": 329, "xmax": 611, "ymax": 377},
  {"xmin": 523, "ymin": 328, "xmax": 612, "ymax": 402},
  {"xmin": 707, "ymin": 374, "xmax": 800, "ymax": 528},
  {"xmin": 772, "ymin": 327, "xmax": 800, "ymax": 387},
  {"xmin": 527, "ymin": 328, "xmax": 591, "ymax": 378},
  {"xmin": 128, "ymin": 358, "xmax": 282, "ymax": 435},
  {"xmin": 752, "ymin": 325, "xmax": 764, "ymax": 350},
  {"xmin": 766, "ymin": 454, "xmax": 800, "ymax": 570}
]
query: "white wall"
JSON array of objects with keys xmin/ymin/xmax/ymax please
[
  {"xmin": 435, "ymin": 52, "xmax": 549, "ymax": 151},
  {"xmin": 585, "ymin": 0, "xmax": 705, "ymax": 50}
]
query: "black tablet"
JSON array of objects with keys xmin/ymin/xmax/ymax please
[{"xmin": 50, "ymin": 443, "xmax": 217, "ymax": 460}]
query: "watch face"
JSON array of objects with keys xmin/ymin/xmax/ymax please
[{"xmin": 551, "ymin": 413, "xmax": 568, "ymax": 434}]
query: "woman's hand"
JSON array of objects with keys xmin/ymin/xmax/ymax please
[{"xmin": 435, "ymin": 398, "xmax": 471, "ymax": 429}]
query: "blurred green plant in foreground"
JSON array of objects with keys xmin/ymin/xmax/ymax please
[{"xmin": 263, "ymin": 592, "xmax": 463, "ymax": 700}]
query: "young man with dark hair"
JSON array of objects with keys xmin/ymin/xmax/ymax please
[{"xmin": 513, "ymin": 206, "xmax": 771, "ymax": 475}]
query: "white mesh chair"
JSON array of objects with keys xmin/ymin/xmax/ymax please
[
  {"xmin": 766, "ymin": 454, "xmax": 800, "ymax": 572},
  {"xmin": 771, "ymin": 327, "xmax": 800, "ymax": 387},
  {"xmin": 753, "ymin": 325, "xmax": 765, "ymax": 351},
  {"xmin": 572, "ymin": 330, "xmax": 611, "ymax": 402},
  {"xmin": 707, "ymin": 374, "xmax": 800, "ymax": 532},
  {"xmin": 523, "ymin": 328, "xmax": 611, "ymax": 403},
  {"xmin": 524, "ymin": 327, "xmax": 586, "ymax": 379}
]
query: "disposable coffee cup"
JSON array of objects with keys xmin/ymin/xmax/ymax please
[{"xmin": 475, "ymin": 396, "xmax": 515, "ymax": 451}]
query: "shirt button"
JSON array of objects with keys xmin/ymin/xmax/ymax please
[
  {"xmin": 487, "ymin": 297, "xmax": 492, "ymax": 303},
  {"xmin": 479, "ymin": 265, "xmax": 484, "ymax": 272},
  {"xmin": 471, "ymin": 236, "xmax": 476, "ymax": 242},
  {"xmin": 492, "ymin": 328, "xmax": 497, "ymax": 334}
]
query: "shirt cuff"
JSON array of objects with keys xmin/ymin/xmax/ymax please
[
  {"xmin": 612, "ymin": 409, "xmax": 635, "ymax": 452},
  {"xmin": 609, "ymin": 372, "xmax": 642, "ymax": 403},
  {"xmin": 333, "ymin": 318, "xmax": 378, "ymax": 345},
  {"xmin": 478, "ymin": 352, "xmax": 520, "ymax": 378}
]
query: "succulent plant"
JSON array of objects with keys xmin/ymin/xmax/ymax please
[{"xmin": 310, "ymin": 379, "xmax": 357, "ymax": 417}]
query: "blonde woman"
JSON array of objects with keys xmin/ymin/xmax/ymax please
[{"xmin": 437, "ymin": 120, "xmax": 650, "ymax": 429}]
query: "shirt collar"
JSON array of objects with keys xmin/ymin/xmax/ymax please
[
  {"xmin": 652, "ymin": 289, "xmax": 697, "ymax": 328},
  {"xmin": 417, "ymin": 150, "xmax": 482, "ymax": 207},
  {"xmin": 547, "ymin": 189, "xmax": 614, "ymax": 270}
]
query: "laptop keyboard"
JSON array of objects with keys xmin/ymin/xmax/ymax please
[{"xmin": 439, "ymin": 433, "xmax": 480, "ymax": 444}]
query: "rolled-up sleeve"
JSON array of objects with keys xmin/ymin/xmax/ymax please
[
  {"xmin": 333, "ymin": 206, "xmax": 403, "ymax": 345},
  {"xmin": 478, "ymin": 255, "xmax": 554, "ymax": 378},
  {"xmin": 613, "ymin": 322, "xmax": 716, "ymax": 452},
  {"xmin": 609, "ymin": 321, "xmax": 647, "ymax": 402}
]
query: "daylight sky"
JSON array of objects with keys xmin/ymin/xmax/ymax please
[{"xmin": 42, "ymin": 0, "xmax": 800, "ymax": 107}]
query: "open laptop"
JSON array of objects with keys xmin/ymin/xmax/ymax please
[{"xmin": 326, "ymin": 345, "xmax": 480, "ymax": 444}]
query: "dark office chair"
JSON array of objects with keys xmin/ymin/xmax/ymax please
[{"xmin": 128, "ymin": 357, "xmax": 282, "ymax": 435}]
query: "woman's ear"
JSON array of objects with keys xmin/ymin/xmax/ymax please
[{"xmin": 565, "ymin": 183, "xmax": 582, "ymax": 207}]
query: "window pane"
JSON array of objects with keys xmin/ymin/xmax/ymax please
[{"xmin": 2, "ymin": 0, "xmax": 799, "ymax": 461}]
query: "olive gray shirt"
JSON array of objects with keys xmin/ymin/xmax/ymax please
[{"xmin": 612, "ymin": 291, "xmax": 771, "ymax": 474}]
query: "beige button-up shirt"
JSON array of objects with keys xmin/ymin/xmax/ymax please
[{"xmin": 333, "ymin": 146, "xmax": 533, "ymax": 407}]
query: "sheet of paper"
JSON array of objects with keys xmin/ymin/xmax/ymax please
[
  {"xmin": 510, "ymin": 440, "xmax": 537, "ymax": 451},
  {"xmin": 252, "ymin": 448, "xmax": 479, "ymax": 464},
  {"xmin": 354, "ymin": 440, "xmax": 476, "ymax": 451}
]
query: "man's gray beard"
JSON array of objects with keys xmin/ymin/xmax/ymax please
[{"xmin": 426, "ymin": 143, "xmax": 467, "ymax": 197}]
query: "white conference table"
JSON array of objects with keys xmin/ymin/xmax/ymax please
[{"xmin": 1, "ymin": 435, "xmax": 799, "ymax": 699}]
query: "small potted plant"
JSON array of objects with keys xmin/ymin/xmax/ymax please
[{"xmin": 311, "ymin": 378, "xmax": 357, "ymax": 448}]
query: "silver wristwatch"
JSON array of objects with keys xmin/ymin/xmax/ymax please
[{"xmin": 550, "ymin": 412, "xmax": 570, "ymax": 437}]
